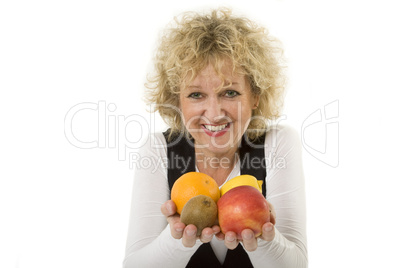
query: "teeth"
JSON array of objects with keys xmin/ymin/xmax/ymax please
[{"xmin": 204, "ymin": 123, "xmax": 228, "ymax": 132}]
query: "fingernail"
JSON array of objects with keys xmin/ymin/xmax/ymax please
[
  {"xmin": 227, "ymin": 236, "xmax": 235, "ymax": 242},
  {"xmin": 175, "ymin": 227, "xmax": 183, "ymax": 232},
  {"xmin": 264, "ymin": 224, "xmax": 273, "ymax": 232},
  {"xmin": 204, "ymin": 233, "xmax": 212, "ymax": 239},
  {"xmin": 186, "ymin": 229, "xmax": 196, "ymax": 236},
  {"xmin": 244, "ymin": 232, "xmax": 253, "ymax": 239}
]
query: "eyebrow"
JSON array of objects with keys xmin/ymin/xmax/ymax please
[
  {"xmin": 187, "ymin": 85, "xmax": 202, "ymax": 89},
  {"xmin": 187, "ymin": 82, "xmax": 240, "ymax": 89}
]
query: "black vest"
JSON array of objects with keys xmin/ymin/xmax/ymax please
[{"xmin": 163, "ymin": 130, "xmax": 267, "ymax": 268}]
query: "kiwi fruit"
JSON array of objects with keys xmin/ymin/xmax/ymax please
[{"xmin": 180, "ymin": 195, "xmax": 218, "ymax": 236}]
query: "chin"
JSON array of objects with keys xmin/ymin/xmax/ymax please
[{"xmin": 195, "ymin": 134, "xmax": 241, "ymax": 153}]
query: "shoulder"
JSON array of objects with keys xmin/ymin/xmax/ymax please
[
  {"xmin": 263, "ymin": 125, "xmax": 304, "ymax": 184},
  {"xmin": 131, "ymin": 132, "xmax": 168, "ymax": 176},
  {"xmin": 136, "ymin": 132, "xmax": 168, "ymax": 158},
  {"xmin": 265, "ymin": 124, "xmax": 300, "ymax": 144},
  {"xmin": 264, "ymin": 124, "xmax": 302, "ymax": 153}
]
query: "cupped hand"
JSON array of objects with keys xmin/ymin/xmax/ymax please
[
  {"xmin": 161, "ymin": 200, "xmax": 220, "ymax": 247},
  {"xmin": 216, "ymin": 200, "xmax": 277, "ymax": 251}
]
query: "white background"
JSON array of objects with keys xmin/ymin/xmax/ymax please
[{"xmin": 1, "ymin": 0, "xmax": 401, "ymax": 267}]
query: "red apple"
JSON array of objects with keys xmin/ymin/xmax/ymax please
[{"xmin": 217, "ymin": 185, "xmax": 270, "ymax": 239}]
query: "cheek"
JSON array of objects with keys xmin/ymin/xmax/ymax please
[
  {"xmin": 241, "ymin": 110, "xmax": 252, "ymax": 123},
  {"xmin": 181, "ymin": 108, "xmax": 193, "ymax": 123},
  {"xmin": 238, "ymin": 103, "xmax": 254, "ymax": 125},
  {"xmin": 179, "ymin": 95, "xmax": 189, "ymax": 114},
  {"xmin": 180, "ymin": 100, "xmax": 200, "ymax": 124},
  {"xmin": 222, "ymin": 101, "xmax": 250, "ymax": 120}
]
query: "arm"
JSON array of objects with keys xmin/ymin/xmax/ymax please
[
  {"xmin": 247, "ymin": 125, "xmax": 308, "ymax": 267},
  {"xmin": 123, "ymin": 133, "xmax": 201, "ymax": 268}
]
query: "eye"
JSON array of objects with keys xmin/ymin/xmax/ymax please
[
  {"xmin": 224, "ymin": 90, "xmax": 240, "ymax": 98},
  {"xmin": 188, "ymin": 92, "xmax": 202, "ymax": 99}
]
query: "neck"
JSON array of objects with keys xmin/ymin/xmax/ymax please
[{"xmin": 194, "ymin": 146, "xmax": 239, "ymax": 186}]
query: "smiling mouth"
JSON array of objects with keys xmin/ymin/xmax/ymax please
[{"xmin": 202, "ymin": 123, "xmax": 230, "ymax": 132}]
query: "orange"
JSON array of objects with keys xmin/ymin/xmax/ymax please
[{"xmin": 171, "ymin": 172, "xmax": 220, "ymax": 214}]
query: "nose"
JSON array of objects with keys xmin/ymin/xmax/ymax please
[{"xmin": 204, "ymin": 95, "xmax": 225, "ymax": 123}]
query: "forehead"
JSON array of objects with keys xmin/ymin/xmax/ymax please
[{"xmin": 184, "ymin": 60, "xmax": 246, "ymax": 87}]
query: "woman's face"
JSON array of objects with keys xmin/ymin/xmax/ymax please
[{"xmin": 179, "ymin": 63, "xmax": 259, "ymax": 155}]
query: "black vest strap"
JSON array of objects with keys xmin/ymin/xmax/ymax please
[
  {"xmin": 163, "ymin": 129, "xmax": 266, "ymax": 268},
  {"xmin": 238, "ymin": 133, "xmax": 267, "ymax": 197},
  {"xmin": 164, "ymin": 132, "xmax": 196, "ymax": 198}
]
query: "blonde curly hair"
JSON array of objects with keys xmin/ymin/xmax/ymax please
[{"xmin": 146, "ymin": 8, "xmax": 286, "ymax": 140}]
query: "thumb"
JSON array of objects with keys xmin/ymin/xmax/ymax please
[{"xmin": 161, "ymin": 200, "xmax": 177, "ymax": 217}]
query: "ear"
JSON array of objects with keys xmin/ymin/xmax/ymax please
[{"xmin": 252, "ymin": 95, "xmax": 260, "ymax": 110}]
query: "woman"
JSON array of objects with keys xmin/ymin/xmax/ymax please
[{"xmin": 124, "ymin": 8, "xmax": 307, "ymax": 267}]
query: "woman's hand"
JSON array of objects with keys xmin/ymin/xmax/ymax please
[
  {"xmin": 216, "ymin": 201, "xmax": 276, "ymax": 251},
  {"xmin": 161, "ymin": 200, "xmax": 220, "ymax": 247}
]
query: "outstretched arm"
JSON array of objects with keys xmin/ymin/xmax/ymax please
[
  {"xmin": 123, "ymin": 134, "xmax": 200, "ymax": 268},
  {"xmin": 247, "ymin": 126, "xmax": 308, "ymax": 267}
]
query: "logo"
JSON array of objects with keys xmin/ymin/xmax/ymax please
[{"xmin": 301, "ymin": 100, "xmax": 339, "ymax": 167}]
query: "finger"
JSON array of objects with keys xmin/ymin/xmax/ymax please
[
  {"xmin": 224, "ymin": 231, "xmax": 239, "ymax": 250},
  {"xmin": 168, "ymin": 219, "xmax": 185, "ymax": 239},
  {"xmin": 161, "ymin": 200, "xmax": 177, "ymax": 217},
  {"xmin": 182, "ymin": 224, "xmax": 197, "ymax": 247},
  {"xmin": 241, "ymin": 229, "xmax": 258, "ymax": 252},
  {"xmin": 212, "ymin": 225, "xmax": 221, "ymax": 234},
  {"xmin": 199, "ymin": 227, "xmax": 214, "ymax": 243},
  {"xmin": 211, "ymin": 225, "xmax": 222, "ymax": 240},
  {"xmin": 215, "ymin": 232, "xmax": 225, "ymax": 241},
  {"xmin": 260, "ymin": 222, "xmax": 275, "ymax": 242},
  {"xmin": 267, "ymin": 202, "xmax": 276, "ymax": 225}
]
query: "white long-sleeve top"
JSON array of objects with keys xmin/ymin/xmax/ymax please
[{"xmin": 123, "ymin": 125, "xmax": 308, "ymax": 267}]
